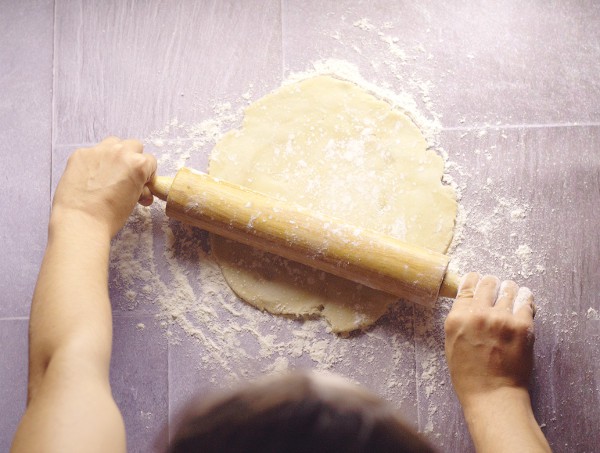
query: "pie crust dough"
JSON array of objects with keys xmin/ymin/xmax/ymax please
[{"xmin": 208, "ymin": 76, "xmax": 456, "ymax": 332}]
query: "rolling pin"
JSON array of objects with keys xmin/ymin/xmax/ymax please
[{"xmin": 148, "ymin": 168, "xmax": 459, "ymax": 306}]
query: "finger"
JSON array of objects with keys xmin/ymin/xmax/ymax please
[
  {"xmin": 138, "ymin": 186, "xmax": 154, "ymax": 206},
  {"xmin": 513, "ymin": 287, "xmax": 535, "ymax": 318},
  {"xmin": 142, "ymin": 153, "xmax": 158, "ymax": 183},
  {"xmin": 452, "ymin": 272, "xmax": 480, "ymax": 310},
  {"xmin": 473, "ymin": 275, "xmax": 500, "ymax": 308},
  {"xmin": 121, "ymin": 139, "xmax": 144, "ymax": 154},
  {"xmin": 126, "ymin": 153, "xmax": 157, "ymax": 190},
  {"xmin": 494, "ymin": 280, "xmax": 518, "ymax": 311}
]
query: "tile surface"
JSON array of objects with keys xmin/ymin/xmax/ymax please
[
  {"xmin": 1, "ymin": 1, "xmax": 600, "ymax": 452},
  {"xmin": 0, "ymin": 320, "xmax": 28, "ymax": 451},
  {"xmin": 0, "ymin": 0, "xmax": 54, "ymax": 318},
  {"xmin": 53, "ymin": 0, "xmax": 283, "ymax": 145},
  {"xmin": 110, "ymin": 316, "xmax": 169, "ymax": 453},
  {"xmin": 282, "ymin": 0, "xmax": 600, "ymax": 128},
  {"xmin": 433, "ymin": 125, "xmax": 600, "ymax": 450}
]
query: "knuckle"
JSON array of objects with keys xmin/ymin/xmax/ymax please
[
  {"xmin": 491, "ymin": 317, "xmax": 513, "ymax": 340},
  {"xmin": 72, "ymin": 147, "xmax": 87, "ymax": 156},
  {"xmin": 67, "ymin": 147, "xmax": 86, "ymax": 164},
  {"xmin": 66, "ymin": 152, "xmax": 77, "ymax": 165},
  {"xmin": 488, "ymin": 310, "xmax": 505, "ymax": 323},
  {"xmin": 468, "ymin": 310, "xmax": 487, "ymax": 328},
  {"xmin": 514, "ymin": 318, "xmax": 533, "ymax": 333},
  {"xmin": 122, "ymin": 139, "xmax": 143, "ymax": 152},
  {"xmin": 444, "ymin": 313, "xmax": 461, "ymax": 333},
  {"xmin": 127, "ymin": 154, "xmax": 149, "ymax": 180}
]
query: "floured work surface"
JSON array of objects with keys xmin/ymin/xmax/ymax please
[{"xmin": 208, "ymin": 75, "xmax": 457, "ymax": 333}]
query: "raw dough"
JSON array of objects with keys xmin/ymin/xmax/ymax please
[{"xmin": 208, "ymin": 76, "xmax": 456, "ymax": 333}]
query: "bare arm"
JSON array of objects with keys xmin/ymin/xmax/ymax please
[
  {"xmin": 445, "ymin": 273, "xmax": 551, "ymax": 453},
  {"xmin": 11, "ymin": 137, "xmax": 156, "ymax": 453}
]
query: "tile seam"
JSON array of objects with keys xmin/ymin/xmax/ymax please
[{"xmin": 443, "ymin": 122, "xmax": 600, "ymax": 131}]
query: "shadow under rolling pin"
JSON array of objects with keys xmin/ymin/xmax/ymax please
[{"xmin": 148, "ymin": 168, "xmax": 459, "ymax": 307}]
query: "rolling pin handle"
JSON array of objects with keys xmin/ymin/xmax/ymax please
[
  {"xmin": 438, "ymin": 271, "xmax": 460, "ymax": 299},
  {"xmin": 148, "ymin": 176, "xmax": 174, "ymax": 202}
]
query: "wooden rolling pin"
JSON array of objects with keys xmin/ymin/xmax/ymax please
[{"xmin": 148, "ymin": 168, "xmax": 459, "ymax": 306}]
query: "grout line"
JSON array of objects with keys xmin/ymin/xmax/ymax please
[
  {"xmin": 111, "ymin": 311, "xmax": 161, "ymax": 318},
  {"xmin": 280, "ymin": 0, "xmax": 285, "ymax": 81},
  {"xmin": 443, "ymin": 122, "xmax": 600, "ymax": 132},
  {"xmin": 53, "ymin": 120, "xmax": 600, "ymax": 155},
  {"xmin": 54, "ymin": 137, "xmax": 208, "ymax": 149},
  {"xmin": 50, "ymin": 0, "xmax": 57, "ymax": 210},
  {"xmin": 0, "ymin": 317, "xmax": 29, "ymax": 322},
  {"xmin": 411, "ymin": 303, "xmax": 422, "ymax": 432},
  {"xmin": 167, "ymin": 338, "xmax": 171, "ymax": 443}
]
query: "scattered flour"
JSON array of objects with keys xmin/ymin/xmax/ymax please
[
  {"xmin": 352, "ymin": 18, "xmax": 375, "ymax": 31},
  {"xmin": 107, "ymin": 16, "xmax": 550, "ymax": 443},
  {"xmin": 515, "ymin": 244, "xmax": 534, "ymax": 278},
  {"xmin": 587, "ymin": 308, "xmax": 600, "ymax": 321}
]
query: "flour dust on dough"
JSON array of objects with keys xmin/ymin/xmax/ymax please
[{"xmin": 208, "ymin": 75, "xmax": 457, "ymax": 333}]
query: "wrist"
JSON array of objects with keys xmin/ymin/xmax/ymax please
[
  {"xmin": 461, "ymin": 387, "xmax": 550, "ymax": 453},
  {"xmin": 461, "ymin": 386, "xmax": 532, "ymax": 419},
  {"xmin": 48, "ymin": 205, "xmax": 112, "ymax": 245}
]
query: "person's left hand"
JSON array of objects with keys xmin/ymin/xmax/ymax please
[{"xmin": 52, "ymin": 136, "xmax": 157, "ymax": 238}]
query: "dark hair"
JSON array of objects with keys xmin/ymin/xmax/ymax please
[{"xmin": 167, "ymin": 372, "xmax": 435, "ymax": 453}]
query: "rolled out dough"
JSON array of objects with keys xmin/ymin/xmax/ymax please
[{"xmin": 208, "ymin": 75, "xmax": 456, "ymax": 333}]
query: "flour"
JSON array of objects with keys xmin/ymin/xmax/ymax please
[
  {"xmin": 352, "ymin": 18, "xmax": 375, "ymax": 32},
  {"xmin": 107, "ymin": 15, "xmax": 547, "ymax": 442},
  {"xmin": 515, "ymin": 244, "xmax": 534, "ymax": 278},
  {"xmin": 587, "ymin": 308, "xmax": 600, "ymax": 321},
  {"xmin": 289, "ymin": 58, "xmax": 443, "ymax": 146}
]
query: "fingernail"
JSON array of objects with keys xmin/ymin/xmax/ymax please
[
  {"xmin": 499, "ymin": 281, "xmax": 511, "ymax": 299},
  {"xmin": 490, "ymin": 276, "xmax": 501, "ymax": 297},
  {"xmin": 513, "ymin": 287, "xmax": 534, "ymax": 314},
  {"xmin": 458, "ymin": 272, "xmax": 479, "ymax": 292},
  {"xmin": 474, "ymin": 275, "xmax": 500, "ymax": 298},
  {"xmin": 457, "ymin": 274, "xmax": 469, "ymax": 292}
]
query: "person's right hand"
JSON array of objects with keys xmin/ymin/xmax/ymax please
[
  {"xmin": 444, "ymin": 273, "xmax": 551, "ymax": 452},
  {"xmin": 444, "ymin": 272, "xmax": 536, "ymax": 406},
  {"xmin": 52, "ymin": 136, "xmax": 157, "ymax": 238}
]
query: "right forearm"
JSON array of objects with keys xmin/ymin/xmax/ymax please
[
  {"xmin": 461, "ymin": 387, "xmax": 551, "ymax": 453},
  {"xmin": 12, "ymin": 138, "xmax": 154, "ymax": 453},
  {"xmin": 28, "ymin": 210, "xmax": 113, "ymax": 392}
]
